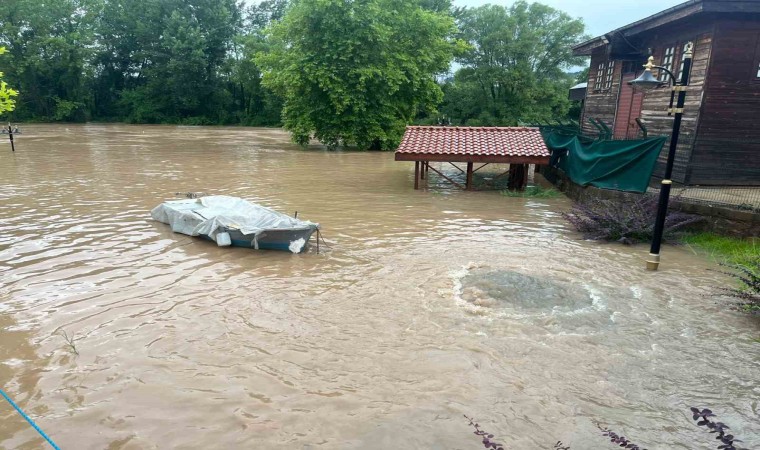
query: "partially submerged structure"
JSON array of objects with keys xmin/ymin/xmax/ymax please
[
  {"xmin": 394, "ymin": 126, "xmax": 550, "ymax": 191},
  {"xmin": 573, "ymin": 0, "xmax": 760, "ymax": 186},
  {"xmin": 151, "ymin": 196, "xmax": 319, "ymax": 253}
]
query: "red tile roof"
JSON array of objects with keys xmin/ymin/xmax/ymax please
[{"xmin": 395, "ymin": 126, "xmax": 549, "ymax": 160}]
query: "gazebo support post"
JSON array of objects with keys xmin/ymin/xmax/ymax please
[
  {"xmin": 420, "ymin": 161, "xmax": 425, "ymax": 180},
  {"xmin": 466, "ymin": 162, "xmax": 474, "ymax": 190},
  {"xmin": 507, "ymin": 164, "xmax": 528, "ymax": 191},
  {"xmin": 414, "ymin": 161, "xmax": 420, "ymax": 190}
]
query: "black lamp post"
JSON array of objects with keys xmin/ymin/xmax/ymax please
[{"xmin": 629, "ymin": 42, "xmax": 693, "ymax": 271}]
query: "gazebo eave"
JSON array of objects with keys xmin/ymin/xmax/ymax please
[{"xmin": 394, "ymin": 153, "xmax": 549, "ymax": 165}]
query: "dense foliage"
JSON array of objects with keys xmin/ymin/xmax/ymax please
[
  {"xmin": 432, "ymin": 2, "xmax": 588, "ymax": 126},
  {"xmin": 0, "ymin": 0, "xmax": 284, "ymax": 125},
  {"xmin": 256, "ymin": 0, "xmax": 460, "ymax": 149},
  {"xmin": 0, "ymin": 0, "xmax": 589, "ymax": 146}
]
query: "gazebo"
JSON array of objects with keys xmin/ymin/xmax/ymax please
[{"xmin": 394, "ymin": 126, "xmax": 551, "ymax": 190}]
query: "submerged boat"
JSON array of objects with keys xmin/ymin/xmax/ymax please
[{"xmin": 151, "ymin": 195, "xmax": 319, "ymax": 253}]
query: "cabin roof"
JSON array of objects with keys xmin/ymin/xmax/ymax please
[
  {"xmin": 394, "ymin": 126, "xmax": 549, "ymax": 163},
  {"xmin": 572, "ymin": 0, "xmax": 760, "ymax": 56}
]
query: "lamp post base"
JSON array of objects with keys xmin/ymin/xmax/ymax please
[{"xmin": 646, "ymin": 253, "xmax": 661, "ymax": 271}]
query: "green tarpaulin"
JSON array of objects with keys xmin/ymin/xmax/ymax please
[{"xmin": 543, "ymin": 130, "xmax": 667, "ymax": 193}]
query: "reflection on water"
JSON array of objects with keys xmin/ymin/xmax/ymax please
[{"xmin": 0, "ymin": 124, "xmax": 758, "ymax": 449}]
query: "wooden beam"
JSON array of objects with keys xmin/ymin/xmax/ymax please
[
  {"xmin": 472, "ymin": 163, "xmax": 490, "ymax": 174},
  {"xmin": 448, "ymin": 162, "xmax": 466, "ymax": 174},
  {"xmin": 572, "ymin": 37, "xmax": 608, "ymax": 56},
  {"xmin": 426, "ymin": 163, "xmax": 466, "ymax": 190},
  {"xmin": 620, "ymin": 3, "xmax": 703, "ymax": 37},
  {"xmin": 466, "ymin": 162, "xmax": 474, "ymax": 190},
  {"xmin": 414, "ymin": 161, "xmax": 420, "ymax": 190}
]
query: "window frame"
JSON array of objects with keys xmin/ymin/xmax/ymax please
[
  {"xmin": 604, "ymin": 61, "xmax": 615, "ymax": 90},
  {"xmin": 659, "ymin": 45, "xmax": 676, "ymax": 82},
  {"xmin": 594, "ymin": 61, "xmax": 606, "ymax": 92},
  {"xmin": 593, "ymin": 60, "xmax": 615, "ymax": 92}
]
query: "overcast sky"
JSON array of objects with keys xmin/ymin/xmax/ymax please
[{"xmin": 454, "ymin": 0, "xmax": 686, "ymax": 38}]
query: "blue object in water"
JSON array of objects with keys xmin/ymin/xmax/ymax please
[{"xmin": 0, "ymin": 389, "xmax": 60, "ymax": 449}]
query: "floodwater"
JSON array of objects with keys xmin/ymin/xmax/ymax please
[{"xmin": 0, "ymin": 124, "xmax": 757, "ymax": 450}]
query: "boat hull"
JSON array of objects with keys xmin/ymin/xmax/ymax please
[{"xmin": 204, "ymin": 227, "xmax": 318, "ymax": 253}]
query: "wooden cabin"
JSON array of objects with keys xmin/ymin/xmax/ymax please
[{"xmin": 573, "ymin": 0, "xmax": 760, "ymax": 186}]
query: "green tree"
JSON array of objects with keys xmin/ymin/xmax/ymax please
[
  {"xmin": 257, "ymin": 0, "xmax": 460, "ymax": 150},
  {"xmin": 220, "ymin": 0, "xmax": 287, "ymax": 125},
  {"xmin": 95, "ymin": 0, "xmax": 240, "ymax": 123},
  {"xmin": 440, "ymin": 1, "xmax": 587, "ymax": 126},
  {"xmin": 0, "ymin": 47, "xmax": 18, "ymax": 115},
  {"xmin": 575, "ymin": 67, "xmax": 590, "ymax": 84},
  {"xmin": 0, "ymin": 0, "xmax": 100, "ymax": 121}
]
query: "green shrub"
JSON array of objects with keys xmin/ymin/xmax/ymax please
[
  {"xmin": 722, "ymin": 258, "xmax": 760, "ymax": 315},
  {"xmin": 562, "ymin": 195, "xmax": 702, "ymax": 244}
]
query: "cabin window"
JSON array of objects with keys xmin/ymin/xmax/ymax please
[
  {"xmin": 594, "ymin": 61, "xmax": 615, "ymax": 92},
  {"xmin": 595, "ymin": 62, "xmax": 605, "ymax": 90},
  {"xmin": 604, "ymin": 61, "xmax": 615, "ymax": 90},
  {"xmin": 659, "ymin": 45, "xmax": 675, "ymax": 82}
]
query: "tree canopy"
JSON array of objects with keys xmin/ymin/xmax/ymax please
[
  {"xmin": 436, "ymin": 1, "xmax": 588, "ymax": 126},
  {"xmin": 256, "ymin": 0, "xmax": 461, "ymax": 150},
  {"xmin": 0, "ymin": 0, "xmax": 277, "ymax": 124},
  {"xmin": 0, "ymin": 47, "xmax": 18, "ymax": 115},
  {"xmin": 0, "ymin": 0, "xmax": 589, "ymax": 147}
]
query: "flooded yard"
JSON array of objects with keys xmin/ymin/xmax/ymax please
[{"xmin": 0, "ymin": 124, "xmax": 758, "ymax": 449}]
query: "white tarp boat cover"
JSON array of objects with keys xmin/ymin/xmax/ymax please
[{"xmin": 150, "ymin": 195, "xmax": 318, "ymax": 240}]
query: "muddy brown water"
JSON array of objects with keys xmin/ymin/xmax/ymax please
[{"xmin": 0, "ymin": 124, "xmax": 758, "ymax": 449}]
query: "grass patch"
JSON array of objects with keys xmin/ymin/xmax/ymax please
[
  {"xmin": 501, "ymin": 185, "xmax": 562, "ymax": 198},
  {"xmin": 683, "ymin": 233, "xmax": 760, "ymax": 315},
  {"xmin": 682, "ymin": 233, "xmax": 759, "ymax": 266}
]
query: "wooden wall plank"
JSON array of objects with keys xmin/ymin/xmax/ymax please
[{"xmin": 691, "ymin": 19, "xmax": 760, "ymax": 185}]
